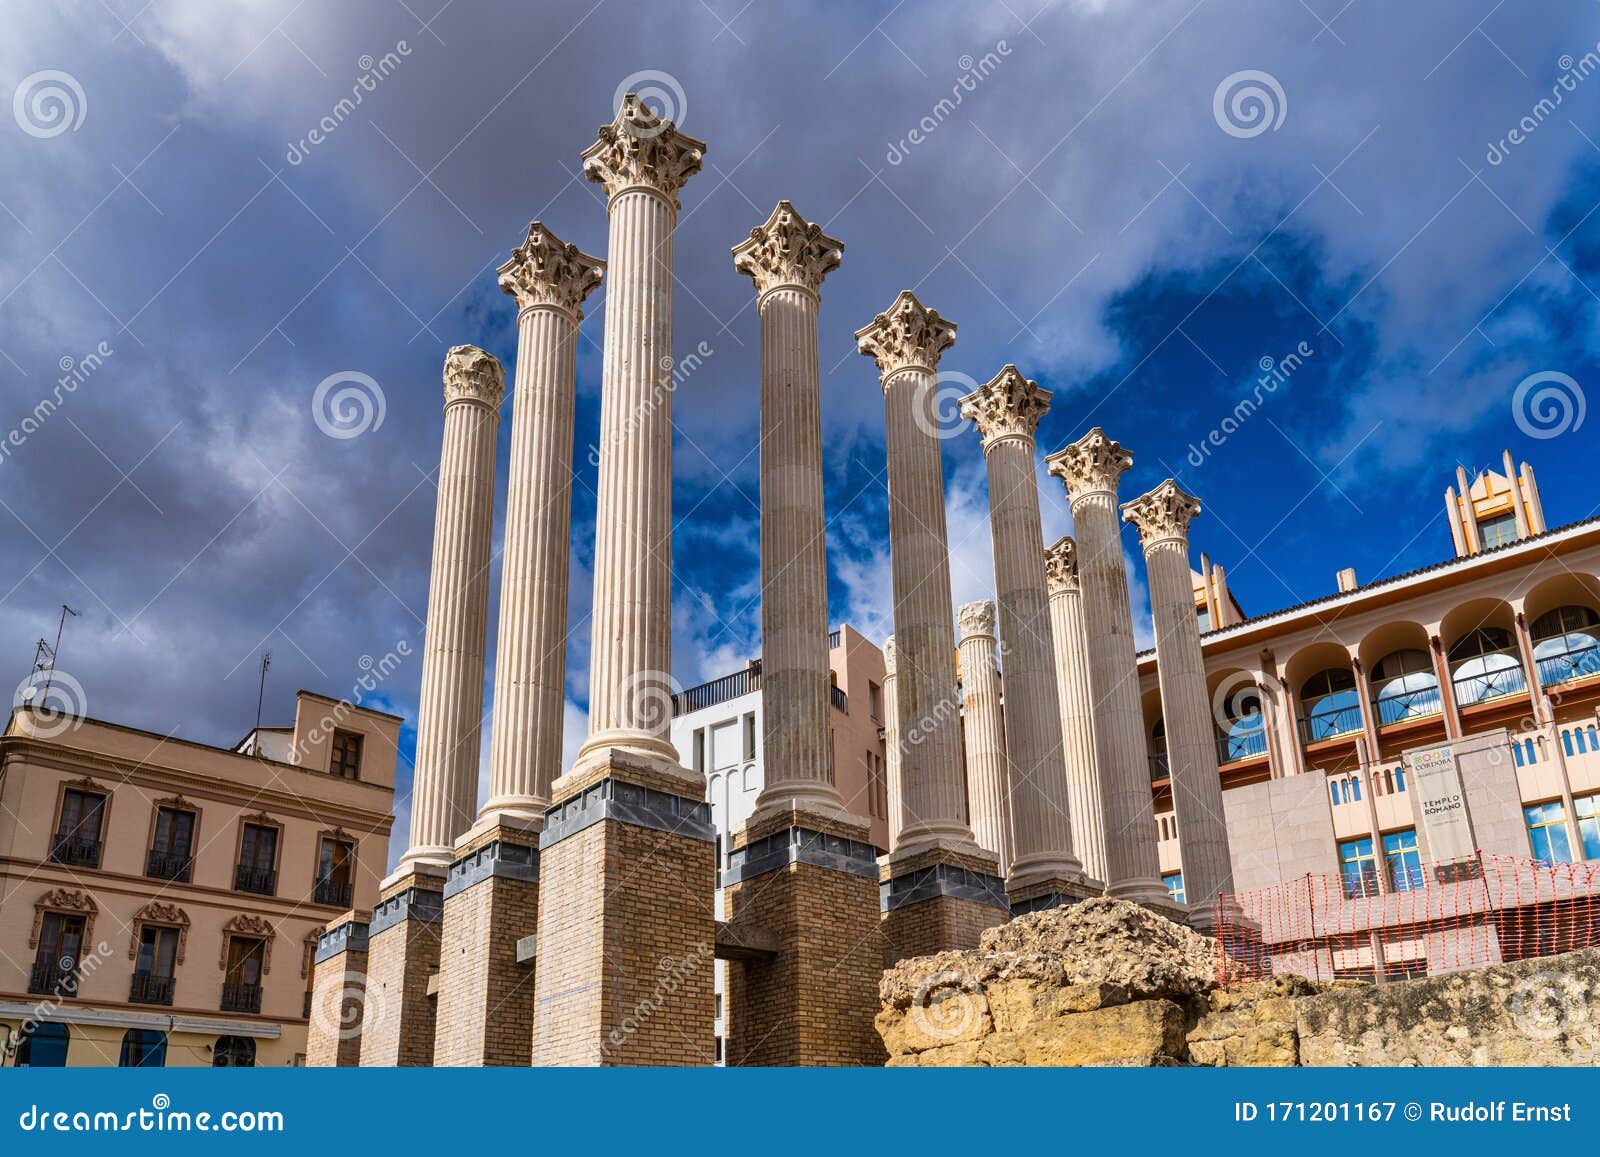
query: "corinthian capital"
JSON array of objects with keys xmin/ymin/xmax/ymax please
[
  {"xmin": 1044, "ymin": 535, "xmax": 1079, "ymax": 595},
  {"xmin": 732, "ymin": 200, "xmax": 843, "ymax": 297},
  {"xmin": 442, "ymin": 345, "xmax": 505, "ymax": 409},
  {"xmin": 581, "ymin": 94, "xmax": 707, "ymax": 208},
  {"xmin": 498, "ymin": 221, "xmax": 605, "ymax": 318},
  {"xmin": 959, "ymin": 364, "xmax": 1051, "ymax": 448},
  {"xmin": 957, "ymin": 599, "xmax": 996, "ymax": 640},
  {"xmin": 882, "ymin": 634, "xmax": 896, "ymax": 674},
  {"xmin": 854, "ymin": 291, "xmax": 957, "ymax": 380},
  {"xmin": 1122, "ymin": 478, "xmax": 1202, "ymax": 548},
  {"xmin": 1045, "ymin": 427, "xmax": 1132, "ymax": 502}
]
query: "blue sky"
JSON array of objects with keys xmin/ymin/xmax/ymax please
[{"xmin": 3, "ymin": 1, "xmax": 1598, "ymax": 862}]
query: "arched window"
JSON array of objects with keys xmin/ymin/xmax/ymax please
[
  {"xmin": 1370, "ymin": 649, "xmax": 1440, "ymax": 725},
  {"xmin": 14, "ymin": 1022, "xmax": 69, "ymax": 1067},
  {"xmin": 1216, "ymin": 683, "xmax": 1267, "ymax": 763},
  {"xmin": 119, "ymin": 1028, "xmax": 166, "ymax": 1068},
  {"xmin": 1448, "ymin": 627, "xmax": 1524, "ymax": 704},
  {"xmin": 1299, "ymin": 668, "xmax": 1360, "ymax": 740},
  {"xmin": 1531, "ymin": 606, "xmax": 1600, "ymax": 688},
  {"xmin": 212, "ymin": 1035, "xmax": 256, "ymax": 1068}
]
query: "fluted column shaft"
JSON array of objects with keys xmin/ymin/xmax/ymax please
[
  {"xmin": 1048, "ymin": 573, "xmax": 1108, "ymax": 883},
  {"xmin": 483, "ymin": 305, "xmax": 580, "ymax": 824},
  {"xmin": 982, "ymin": 436, "xmax": 1081, "ymax": 884},
  {"xmin": 1071, "ymin": 489, "xmax": 1166, "ymax": 901},
  {"xmin": 581, "ymin": 187, "xmax": 680, "ymax": 764},
  {"xmin": 754, "ymin": 285, "xmax": 839, "ymax": 809},
  {"xmin": 1144, "ymin": 536, "xmax": 1234, "ymax": 923},
  {"xmin": 883, "ymin": 367, "xmax": 975, "ymax": 853},
  {"xmin": 403, "ymin": 354, "xmax": 503, "ymax": 868},
  {"xmin": 957, "ymin": 607, "xmax": 1011, "ymax": 872}
]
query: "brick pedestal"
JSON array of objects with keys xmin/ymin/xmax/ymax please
[
  {"xmin": 432, "ymin": 823, "xmax": 540, "ymax": 1066},
  {"xmin": 532, "ymin": 754, "xmax": 716, "ymax": 1066},
  {"xmin": 722, "ymin": 808, "xmax": 884, "ymax": 1066},
  {"xmin": 359, "ymin": 866, "xmax": 444, "ymax": 1067},
  {"xmin": 306, "ymin": 910, "xmax": 371, "ymax": 1068},
  {"xmin": 1007, "ymin": 875, "xmax": 1103, "ymax": 917},
  {"xmin": 880, "ymin": 848, "xmax": 1008, "ymax": 966}
]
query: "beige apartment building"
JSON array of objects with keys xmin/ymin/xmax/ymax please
[
  {"xmin": 0, "ymin": 690, "xmax": 396, "ymax": 1067},
  {"xmin": 1141, "ymin": 454, "xmax": 1600, "ymax": 976}
]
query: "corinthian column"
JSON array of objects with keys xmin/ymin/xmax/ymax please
[
  {"xmin": 731, "ymin": 201, "xmax": 846, "ymax": 820},
  {"xmin": 573, "ymin": 93, "xmax": 706, "ymax": 774},
  {"xmin": 1045, "ymin": 430, "xmax": 1167, "ymax": 906},
  {"xmin": 1044, "ymin": 536, "xmax": 1108, "ymax": 885},
  {"xmin": 398, "ymin": 345, "xmax": 504, "ymax": 871},
  {"xmin": 1124, "ymin": 480, "xmax": 1234, "ymax": 929},
  {"xmin": 721, "ymin": 203, "xmax": 881, "ymax": 1065},
  {"xmin": 959, "ymin": 366, "xmax": 1087, "ymax": 911},
  {"xmin": 535, "ymin": 96, "xmax": 715, "ymax": 1068},
  {"xmin": 956, "ymin": 601, "xmax": 1010, "ymax": 873},
  {"xmin": 481, "ymin": 222, "xmax": 604, "ymax": 828},
  {"xmin": 857, "ymin": 293, "xmax": 1004, "ymax": 962}
]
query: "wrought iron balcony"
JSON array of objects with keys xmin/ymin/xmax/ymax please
[
  {"xmin": 1216, "ymin": 726, "xmax": 1268, "ymax": 766},
  {"xmin": 1452, "ymin": 664, "xmax": 1526, "ymax": 706},
  {"xmin": 1537, "ymin": 641, "xmax": 1600, "ymax": 689},
  {"xmin": 830, "ymin": 684, "xmax": 848, "ymax": 714},
  {"xmin": 49, "ymin": 832, "xmax": 102, "ymax": 869},
  {"xmin": 220, "ymin": 982, "xmax": 262, "ymax": 1014},
  {"xmin": 234, "ymin": 865, "xmax": 277, "ymax": 896},
  {"xmin": 314, "ymin": 879, "xmax": 353, "ymax": 908},
  {"xmin": 27, "ymin": 959, "xmax": 78, "ymax": 997},
  {"xmin": 146, "ymin": 849, "xmax": 193, "ymax": 883},
  {"xmin": 1148, "ymin": 752, "xmax": 1170, "ymax": 782},
  {"xmin": 1298, "ymin": 704, "xmax": 1363, "ymax": 745},
  {"xmin": 1374, "ymin": 685, "xmax": 1443, "ymax": 727},
  {"xmin": 129, "ymin": 971, "xmax": 175, "ymax": 1006}
]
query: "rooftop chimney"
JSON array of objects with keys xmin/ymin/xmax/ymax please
[{"xmin": 1336, "ymin": 567, "xmax": 1358, "ymax": 593}]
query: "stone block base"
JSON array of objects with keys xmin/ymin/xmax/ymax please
[
  {"xmin": 533, "ymin": 757, "xmax": 716, "ymax": 1066},
  {"xmin": 433, "ymin": 829, "xmax": 540, "ymax": 1067},
  {"xmin": 306, "ymin": 910, "xmax": 371, "ymax": 1068},
  {"xmin": 360, "ymin": 868, "xmax": 444, "ymax": 1066},
  {"xmin": 722, "ymin": 820, "xmax": 885, "ymax": 1066}
]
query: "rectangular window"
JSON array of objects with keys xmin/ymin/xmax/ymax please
[
  {"xmin": 1477, "ymin": 511, "xmax": 1519, "ymax": 549},
  {"xmin": 1196, "ymin": 605, "xmax": 1212, "ymax": 633},
  {"xmin": 330, "ymin": 730, "xmax": 363, "ymax": 779},
  {"xmin": 868, "ymin": 681, "xmax": 883, "ymax": 721},
  {"xmin": 222, "ymin": 938, "xmax": 266, "ymax": 1013},
  {"xmin": 30, "ymin": 912, "xmax": 85, "ymax": 995},
  {"xmin": 743, "ymin": 713, "xmax": 757, "ymax": 762},
  {"xmin": 1383, "ymin": 828, "xmax": 1423, "ymax": 891},
  {"xmin": 1339, "ymin": 837, "xmax": 1380, "ymax": 898},
  {"xmin": 315, "ymin": 837, "xmax": 355, "ymax": 907},
  {"xmin": 1577, "ymin": 794, "xmax": 1600, "ymax": 860},
  {"xmin": 147, "ymin": 807, "xmax": 195, "ymax": 882},
  {"xmin": 52, "ymin": 789, "xmax": 106, "ymax": 867},
  {"xmin": 236, "ymin": 823, "xmax": 279, "ymax": 895},
  {"xmin": 1525, "ymin": 802, "xmax": 1573, "ymax": 864},
  {"xmin": 131, "ymin": 926, "xmax": 179, "ymax": 1005},
  {"xmin": 692, "ymin": 728, "xmax": 705, "ymax": 773},
  {"xmin": 1163, "ymin": 871, "xmax": 1185, "ymax": 905}
]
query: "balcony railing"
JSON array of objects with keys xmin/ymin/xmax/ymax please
[
  {"xmin": 49, "ymin": 832, "xmax": 102, "ymax": 869},
  {"xmin": 314, "ymin": 879, "xmax": 353, "ymax": 908},
  {"xmin": 220, "ymin": 982, "xmax": 262, "ymax": 1014},
  {"xmin": 28, "ymin": 959, "xmax": 78, "ymax": 997},
  {"xmin": 1374, "ymin": 685, "xmax": 1443, "ymax": 727},
  {"xmin": 129, "ymin": 971, "xmax": 175, "ymax": 1006},
  {"xmin": 1298, "ymin": 704, "xmax": 1363, "ymax": 745},
  {"xmin": 1216, "ymin": 727, "xmax": 1269, "ymax": 766},
  {"xmin": 146, "ymin": 849, "xmax": 193, "ymax": 883},
  {"xmin": 234, "ymin": 864, "xmax": 277, "ymax": 896},
  {"xmin": 1148, "ymin": 752, "xmax": 1170, "ymax": 782},
  {"xmin": 1537, "ymin": 641, "xmax": 1600, "ymax": 689},
  {"xmin": 674, "ymin": 665, "xmax": 760, "ymax": 716},
  {"xmin": 1452, "ymin": 664, "xmax": 1526, "ymax": 707},
  {"xmin": 827, "ymin": 628, "xmax": 842, "ymax": 649},
  {"xmin": 829, "ymin": 684, "xmax": 848, "ymax": 714}
]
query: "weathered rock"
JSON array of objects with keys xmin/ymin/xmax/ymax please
[
  {"xmin": 988, "ymin": 999, "xmax": 1187, "ymax": 1067},
  {"xmin": 1297, "ymin": 949, "xmax": 1600, "ymax": 1067},
  {"xmin": 1188, "ymin": 976, "xmax": 1314, "ymax": 1066}
]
